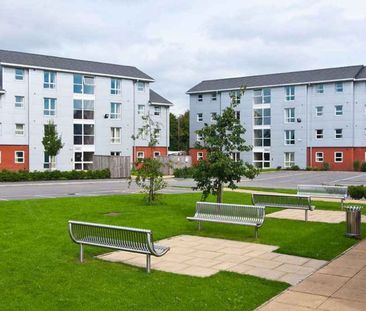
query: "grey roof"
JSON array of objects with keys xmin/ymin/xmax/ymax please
[
  {"xmin": 357, "ymin": 66, "xmax": 366, "ymax": 79},
  {"xmin": 187, "ymin": 65, "xmax": 365, "ymax": 93},
  {"xmin": 0, "ymin": 49, "xmax": 154, "ymax": 81},
  {"xmin": 149, "ymin": 89, "xmax": 173, "ymax": 106}
]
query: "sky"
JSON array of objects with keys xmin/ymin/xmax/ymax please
[{"xmin": 0, "ymin": 0, "xmax": 365, "ymax": 114}]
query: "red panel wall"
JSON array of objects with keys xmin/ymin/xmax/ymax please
[
  {"xmin": 307, "ymin": 147, "xmax": 366, "ymax": 171},
  {"xmin": 189, "ymin": 149, "xmax": 207, "ymax": 166},
  {"xmin": 133, "ymin": 146, "xmax": 168, "ymax": 161},
  {"xmin": 0, "ymin": 145, "xmax": 29, "ymax": 171}
]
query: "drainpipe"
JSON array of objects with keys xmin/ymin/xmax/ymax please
[
  {"xmin": 306, "ymin": 83, "xmax": 312, "ymax": 168},
  {"xmin": 132, "ymin": 81, "xmax": 136, "ymax": 162},
  {"xmin": 352, "ymin": 80, "xmax": 355, "ymax": 165},
  {"xmin": 27, "ymin": 68, "xmax": 31, "ymax": 171}
]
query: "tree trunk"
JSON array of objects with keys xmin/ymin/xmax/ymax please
[
  {"xmin": 216, "ymin": 183, "xmax": 223, "ymax": 203},
  {"xmin": 149, "ymin": 177, "xmax": 154, "ymax": 203}
]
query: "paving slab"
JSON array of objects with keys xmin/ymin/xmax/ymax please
[
  {"xmin": 267, "ymin": 209, "xmax": 366, "ymax": 223},
  {"xmin": 98, "ymin": 235, "xmax": 325, "ymax": 284},
  {"xmin": 257, "ymin": 239, "xmax": 366, "ymax": 310}
]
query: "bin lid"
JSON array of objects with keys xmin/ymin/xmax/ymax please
[{"xmin": 345, "ymin": 205, "xmax": 363, "ymax": 211}]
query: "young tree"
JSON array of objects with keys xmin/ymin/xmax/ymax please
[
  {"xmin": 130, "ymin": 113, "xmax": 167, "ymax": 203},
  {"xmin": 42, "ymin": 121, "xmax": 63, "ymax": 170},
  {"xmin": 169, "ymin": 113, "xmax": 178, "ymax": 151},
  {"xmin": 194, "ymin": 87, "xmax": 258, "ymax": 203},
  {"xmin": 178, "ymin": 110, "xmax": 189, "ymax": 151}
]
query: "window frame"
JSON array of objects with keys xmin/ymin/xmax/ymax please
[
  {"xmin": 315, "ymin": 129, "xmax": 324, "ymax": 139},
  {"xmin": 254, "ymin": 88, "xmax": 271, "ymax": 104},
  {"xmin": 15, "ymin": 68, "xmax": 24, "ymax": 80},
  {"xmin": 110, "ymin": 102, "xmax": 122, "ymax": 119},
  {"xmin": 14, "ymin": 151, "xmax": 24, "ymax": 163},
  {"xmin": 44, "ymin": 98, "xmax": 56, "ymax": 116},
  {"xmin": 315, "ymin": 152, "xmax": 324, "ymax": 162},
  {"xmin": 15, "ymin": 123, "xmax": 25, "ymax": 136},
  {"xmin": 110, "ymin": 127, "xmax": 121, "ymax": 144},
  {"xmin": 334, "ymin": 152, "xmax": 343, "ymax": 163},
  {"xmin": 154, "ymin": 106, "xmax": 161, "ymax": 116},
  {"xmin": 335, "ymin": 82, "xmax": 343, "ymax": 93},
  {"xmin": 197, "ymin": 152, "xmax": 204, "ymax": 161},
  {"xmin": 284, "ymin": 152, "xmax": 295, "ymax": 168},
  {"xmin": 43, "ymin": 71, "xmax": 56, "ymax": 89},
  {"xmin": 210, "ymin": 112, "xmax": 217, "ymax": 121},
  {"xmin": 137, "ymin": 82, "xmax": 145, "ymax": 91},
  {"xmin": 315, "ymin": 84, "xmax": 324, "ymax": 94},
  {"xmin": 285, "ymin": 86, "xmax": 295, "ymax": 101},
  {"xmin": 335, "ymin": 105, "xmax": 343, "ymax": 116},
  {"xmin": 15, "ymin": 96, "xmax": 24, "ymax": 108},
  {"xmin": 153, "ymin": 151, "xmax": 161, "ymax": 158},
  {"xmin": 335, "ymin": 128, "xmax": 343, "ymax": 139},
  {"xmin": 254, "ymin": 129, "xmax": 271, "ymax": 147},
  {"xmin": 211, "ymin": 93, "xmax": 217, "ymax": 101},
  {"xmin": 316, "ymin": 106, "xmax": 323, "ymax": 116},
  {"xmin": 284, "ymin": 108, "xmax": 295, "ymax": 123},
  {"xmin": 197, "ymin": 94, "xmax": 203, "ymax": 102},
  {"xmin": 111, "ymin": 78, "xmax": 121, "ymax": 95},
  {"xmin": 197, "ymin": 113, "xmax": 203, "ymax": 122},
  {"xmin": 284, "ymin": 130, "xmax": 295, "ymax": 145},
  {"xmin": 137, "ymin": 151, "xmax": 145, "ymax": 160},
  {"xmin": 137, "ymin": 104, "xmax": 145, "ymax": 115}
]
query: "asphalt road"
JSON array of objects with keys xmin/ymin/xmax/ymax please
[{"xmin": 1, "ymin": 171, "xmax": 366, "ymax": 200}]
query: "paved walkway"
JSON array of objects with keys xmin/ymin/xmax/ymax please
[
  {"xmin": 98, "ymin": 235, "xmax": 326, "ymax": 285},
  {"xmin": 257, "ymin": 239, "xmax": 366, "ymax": 310},
  {"xmin": 267, "ymin": 209, "xmax": 366, "ymax": 223}
]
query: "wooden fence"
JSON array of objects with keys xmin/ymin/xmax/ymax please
[{"xmin": 93, "ymin": 155, "xmax": 131, "ymax": 178}]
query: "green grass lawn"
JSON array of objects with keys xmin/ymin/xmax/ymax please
[{"xmin": 1, "ymin": 192, "xmax": 363, "ymax": 310}]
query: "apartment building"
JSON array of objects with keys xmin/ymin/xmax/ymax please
[
  {"xmin": 187, "ymin": 65, "xmax": 366, "ymax": 171},
  {"xmin": 0, "ymin": 50, "xmax": 172, "ymax": 171}
]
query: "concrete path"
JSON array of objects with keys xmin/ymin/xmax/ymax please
[
  {"xmin": 267, "ymin": 209, "xmax": 366, "ymax": 223},
  {"xmin": 98, "ymin": 235, "xmax": 327, "ymax": 285},
  {"xmin": 257, "ymin": 239, "xmax": 366, "ymax": 310}
]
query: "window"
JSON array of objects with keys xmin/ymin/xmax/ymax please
[
  {"xmin": 231, "ymin": 91, "xmax": 241, "ymax": 104},
  {"xmin": 284, "ymin": 130, "xmax": 295, "ymax": 145},
  {"xmin": 111, "ymin": 127, "xmax": 121, "ymax": 144},
  {"xmin": 198, "ymin": 94, "xmax": 203, "ymax": 102},
  {"xmin": 197, "ymin": 113, "xmax": 203, "ymax": 122},
  {"xmin": 335, "ymin": 105, "xmax": 343, "ymax": 116},
  {"xmin": 210, "ymin": 112, "xmax": 217, "ymax": 121},
  {"xmin": 315, "ymin": 84, "xmax": 324, "ymax": 93},
  {"xmin": 196, "ymin": 134, "xmax": 203, "ymax": 142},
  {"xmin": 316, "ymin": 129, "xmax": 323, "ymax": 139},
  {"xmin": 315, "ymin": 152, "xmax": 324, "ymax": 162},
  {"xmin": 73, "ymin": 100, "xmax": 94, "ymax": 119},
  {"xmin": 73, "ymin": 124, "xmax": 94, "ymax": 145},
  {"xmin": 231, "ymin": 152, "xmax": 240, "ymax": 162},
  {"xmin": 253, "ymin": 152, "xmax": 270, "ymax": 168},
  {"xmin": 254, "ymin": 88, "xmax": 271, "ymax": 104},
  {"xmin": 15, "ymin": 151, "xmax": 24, "ymax": 163},
  {"xmin": 334, "ymin": 152, "xmax": 343, "ymax": 163},
  {"xmin": 137, "ymin": 82, "xmax": 145, "ymax": 91},
  {"xmin": 111, "ymin": 79, "xmax": 121, "ymax": 95},
  {"xmin": 137, "ymin": 151, "xmax": 144, "ymax": 160},
  {"xmin": 156, "ymin": 128, "xmax": 161, "ymax": 140},
  {"xmin": 15, "ymin": 124, "xmax": 24, "ymax": 136},
  {"xmin": 73, "ymin": 75, "xmax": 94, "ymax": 94},
  {"xmin": 153, "ymin": 151, "xmax": 160, "ymax": 158},
  {"xmin": 284, "ymin": 152, "xmax": 295, "ymax": 168},
  {"xmin": 316, "ymin": 106, "xmax": 323, "ymax": 116},
  {"xmin": 15, "ymin": 68, "xmax": 24, "ymax": 80},
  {"xmin": 138, "ymin": 105, "xmax": 145, "ymax": 115},
  {"xmin": 44, "ymin": 71, "xmax": 56, "ymax": 88},
  {"xmin": 284, "ymin": 108, "xmax": 295, "ymax": 123},
  {"xmin": 211, "ymin": 93, "xmax": 217, "ymax": 101},
  {"xmin": 44, "ymin": 98, "xmax": 56, "ymax": 116},
  {"xmin": 197, "ymin": 152, "xmax": 204, "ymax": 161},
  {"xmin": 235, "ymin": 111, "xmax": 240, "ymax": 120},
  {"xmin": 335, "ymin": 128, "xmax": 343, "ymax": 139},
  {"xmin": 15, "ymin": 96, "xmax": 24, "ymax": 108},
  {"xmin": 111, "ymin": 151, "xmax": 121, "ymax": 156},
  {"xmin": 285, "ymin": 86, "xmax": 295, "ymax": 101},
  {"xmin": 74, "ymin": 151, "xmax": 94, "ymax": 170},
  {"xmin": 44, "ymin": 152, "xmax": 51, "ymax": 169},
  {"xmin": 335, "ymin": 82, "xmax": 343, "ymax": 92},
  {"xmin": 254, "ymin": 129, "xmax": 271, "ymax": 146},
  {"xmin": 154, "ymin": 106, "xmax": 161, "ymax": 116},
  {"xmin": 254, "ymin": 108, "xmax": 271, "ymax": 125},
  {"xmin": 110, "ymin": 102, "xmax": 121, "ymax": 119}
]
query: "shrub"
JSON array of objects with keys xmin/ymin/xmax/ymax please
[
  {"xmin": 361, "ymin": 162, "xmax": 366, "ymax": 172},
  {"xmin": 353, "ymin": 160, "xmax": 361, "ymax": 171},
  {"xmin": 276, "ymin": 166, "xmax": 282, "ymax": 170},
  {"xmin": 290, "ymin": 165, "xmax": 300, "ymax": 171},
  {"xmin": 0, "ymin": 169, "xmax": 110, "ymax": 182},
  {"xmin": 322, "ymin": 162, "xmax": 330, "ymax": 171},
  {"xmin": 348, "ymin": 185, "xmax": 365, "ymax": 200},
  {"xmin": 174, "ymin": 166, "xmax": 197, "ymax": 178}
]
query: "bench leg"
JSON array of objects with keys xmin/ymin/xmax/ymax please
[
  {"xmin": 341, "ymin": 199, "xmax": 344, "ymax": 210},
  {"xmin": 255, "ymin": 226, "xmax": 259, "ymax": 239},
  {"xmin": 80, "ymin": 244, "xmax": 84, "ymax": 263},
  {"xmin": 305, "ymin": 210, "xmax": 308, "ymax": 222},
  {"xmin": 146, "ymin": 254, "xmax": 151, "ymax": 273},
  {"xmin": 198, "ymin": 221, "xmax": 201, "ymax": 231}
]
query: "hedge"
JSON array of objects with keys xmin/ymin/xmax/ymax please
[
  {"xmin": 173, "ymin": 167, "xmax": 197, "ymax": 178},
  {"xmin": 0, "ymin": 169, "xmax": 111, "ymax": 182}
]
